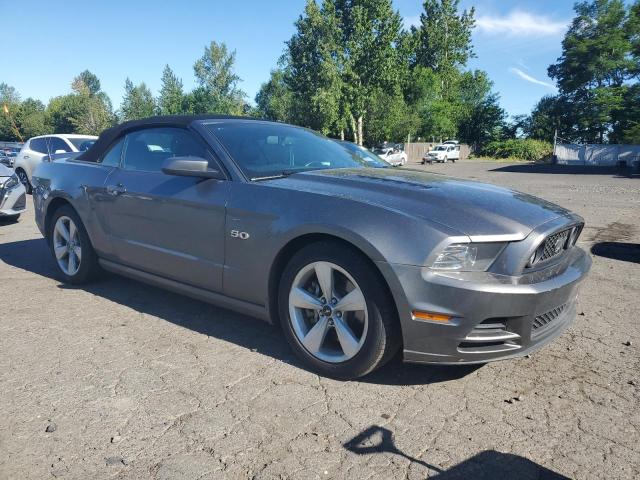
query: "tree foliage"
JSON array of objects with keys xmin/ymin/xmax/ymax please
[
  {"xmin": 539, "ymin": 0, "xmax": 640, "ymax": 144},
  {"xmin": 120, "ymin": 78, "xmax": 157, "ymax": 121},
  {"xmin": 158, "ymin": 65, "xmax": 185, "ymax": 115},
  {"xmin": 191, "ymin": 41, "xmax": 246, "ymax": 115}
]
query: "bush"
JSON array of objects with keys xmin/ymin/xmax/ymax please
[{"xmin": 481, "ymin": 139, "xmax": 553, "ymax": 162}]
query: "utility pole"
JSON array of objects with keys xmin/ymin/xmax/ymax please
[{"xmin": 552, "ymin": 129, "xmax": 558, "ymax": 164}]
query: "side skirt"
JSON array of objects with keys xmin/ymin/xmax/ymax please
[{"xmin": 99, "ymin": 259, "xmax": 271, "ymax": 322}]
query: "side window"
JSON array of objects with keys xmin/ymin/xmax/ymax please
[
  {"xmin": 100, "ymin": 138, "xmax": 124, "ymax": 167},
  {"xmin": 49, "ymin": 137, "xmax": 72, "ymax": 153},
  {"xmin": 122, "ymin": 127, "xmax": 208, "ymax": 172},
  {"xmin": 30, "ymin": 138, "xmax": 48, "ymax": 154}
]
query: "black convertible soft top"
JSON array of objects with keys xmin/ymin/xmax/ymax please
[{"xmin": 76, "ymin": 114, "xmax": 254, "ymax": 162}]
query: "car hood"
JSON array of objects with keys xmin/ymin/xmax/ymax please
[{"xmin": 266, "ymin": 168, "xmax": 571, "ymax": 238}]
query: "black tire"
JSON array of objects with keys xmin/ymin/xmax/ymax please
[
  {"xmin": 15, "ymin": 168, "xmax": 32, "ymax": 194},
  {"xmin": 278, "ymin": 241, "xmax": 401, "ymax": 379},
  {"xmin": 48, "ymin": 205, "xmax": 101, "ymax": 284}
]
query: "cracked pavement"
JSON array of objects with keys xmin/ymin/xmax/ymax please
[{"xmin": 0, "ymin": 161, "xmax": 638, "ymax": 479}]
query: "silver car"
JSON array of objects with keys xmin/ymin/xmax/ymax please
[
  {"xmin": 31, "ymin": 116, "xmax": 591, "ymax": 379},
  {"xmin": 14, "ymin": 134, "xmax": 97, "ymax": 193},
  {"xmin": 0, "ymin": 164, "xmax": 27, "ymax": 221}
]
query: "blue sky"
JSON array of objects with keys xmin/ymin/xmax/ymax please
[{"xmin": 0, "ymin": 0, "xmax": 574, "ymax": 117}]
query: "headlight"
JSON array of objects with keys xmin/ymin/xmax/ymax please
[
  {"xmin": 3, "ymin": 174, "xmax": 19, "ymax": 190},
  {"xmin": 432, "ymin": 242, "xmax": 506, "ymax": 271}
]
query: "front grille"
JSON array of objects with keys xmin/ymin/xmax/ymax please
[
  {"xmin": 13, "ymin": 193, "xmax": 26, "ymax": 210},
  {"xmin": 540, "ymin": 229, "xmax": 571, "ymax": 262},
  {"xmin": 532, "ymin": 304, "xmax": 566, "ymax": 333},
  {"xmin": 529, "ymin": 225, "xmax": 583, "ymax": 267}
]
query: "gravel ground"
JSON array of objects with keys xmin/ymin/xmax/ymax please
[{"xmin": 0, "ymin": 160, "xmax": 638, "ymax": 479}]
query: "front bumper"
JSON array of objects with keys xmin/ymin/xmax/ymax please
[
  {"xmin": 0, "ymin": 182, "xmax": 27, "ymax": 217},
  {"xmin": 380, "ymin": 246, "xmax": 591, "ymax": 364}
]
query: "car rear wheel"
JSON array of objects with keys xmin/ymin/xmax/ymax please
[
  {"xmin": 49, "ymin": 205, "xmax": 101, "ymax": 284},
  {"xmin": 15, "ymin": 169, "xmax": 31, "ymax": 194},
  {"xmin": 279, "ymin": 241, "xmax": 400, "ymax": 379}
]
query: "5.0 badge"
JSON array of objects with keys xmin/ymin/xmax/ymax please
[{"xmin": 230, "ymin": 230, "xmax": 250, "ymax": 240}]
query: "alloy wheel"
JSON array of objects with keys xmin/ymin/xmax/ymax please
[
  {"xmin": 288, "ymin": 261, "xmax": 368, "ymax": 363},
  {"xmin": 53, "ymin": 216, "xmax": 82, "ymax": 276}
]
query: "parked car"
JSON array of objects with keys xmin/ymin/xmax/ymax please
[
  {"xmin": 334, "ymin": 140, "xmax": 390, "ymax": 168},
  {"xmin": 423, "ymin": 143, "xmax": 460, "ymax": 164},
  {"xmin": 32, "ymin": 115, "xmax": 591, "ymax": 379},
  {"xmin": 374, "ymin": 146, "xmax": 407, "ymax": 166},
  {"xmin": 0, "ymin": 164, "xmax": 27, "ymax": 221},
  {"xmin": 14, "ymin": 134, "xmax": 97, "ymax": 193},
  {"xmin": 0, "ymin": 151, "xmax": 17, "ymax": 167}
]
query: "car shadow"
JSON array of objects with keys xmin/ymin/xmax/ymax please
[
  {"xmin": 590, "ymin": 242, "xmax": 640, "ymax": 264},
  {"xmin": 489, "ymin": 163, "xmax": 640, "ymax": 178},
  {"xmin": 344, "ymin": 425, "xmax": 570, "ymax": 479},
  {"xmin": 0, "ymin": 238, "xmax": 480, "ymax": 385}
]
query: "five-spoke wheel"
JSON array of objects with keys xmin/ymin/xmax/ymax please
[
  {"xmin": 279, "ymin": 241, "xmax": 400, "ymax": 379},
  {"xmin": 289, "ymin": 261, "xmax": 368, "ymax": 363},
  {"xmin": 53, "ymin": 216, "xmax": 82, "ymax": 276}
]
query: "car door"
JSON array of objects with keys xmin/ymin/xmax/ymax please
[
  {"xmin": 103, "ymin": 127, "xmax": 229, "ymax": 293},
  {"xmin": 21, "ymin": 137, "xmax": 48, "ymax": 179}
]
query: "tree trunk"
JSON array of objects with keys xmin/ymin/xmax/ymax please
[
  {"xmin": 340, "ymin": 129, "xmax": 345, "ymax": 141},
  {"xmin": 357, "ymin": 115, "xmax": 364, "ymax": 146},
  {"xmin": 350, "ymin": 115, "xmax": 358, "ymax": 145}
]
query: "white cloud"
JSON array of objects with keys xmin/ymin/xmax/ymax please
[
  {"xmin": 509, "ymin": 67, "xmax": 556, "ymax": 89},
  {"xmin": 476, "ymin": 10, "xmax": 568, "ymax": 36}
]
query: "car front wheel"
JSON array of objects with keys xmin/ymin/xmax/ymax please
[{"xmin": 279, "ymin": 242, "xmax": 400, "ymax": 379}]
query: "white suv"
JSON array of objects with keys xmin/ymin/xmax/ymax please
[
  {"xmin": 14, "ymin": 134, "xmax": 97, "ymax": 193},
  {"xmin": 422, "ymin": 143, "xmax": 460, "ymax": 164}
]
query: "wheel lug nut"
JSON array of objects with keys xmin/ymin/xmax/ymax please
[
  {"xmin": 331, "ymin": 298, "xmax": 337, "ymax": 305},
  {"xmin": 336, "ymin": 312, "xmax": 342, "ymax": 317},
  {"xmin": 321, "ymin": 297, "xmax": 326, "ymax": 304}
]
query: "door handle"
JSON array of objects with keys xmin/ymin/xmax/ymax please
[{"xmin": 106, "ymin": 183, "xmax": 126, "ymax": 196}]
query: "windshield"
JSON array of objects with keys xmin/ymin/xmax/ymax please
[
  {"xmin": 205, "ymin": 121, "xmax": 385, "ymax": 180},
  {"xmin": 68, "ymin": 137, "xmax": 96, "ymax": 151},
  {"xmin": 335, "ymin": 141, "xmax": 390, "ymax": 167},
  {"xmin": 434, "ymin": 146, "xmax": 447, "ymax": 151}
]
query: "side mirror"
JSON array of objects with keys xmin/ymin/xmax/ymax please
[{"xmin": 161, "ymin": 156, "xmax": 225, "ymax": 180}]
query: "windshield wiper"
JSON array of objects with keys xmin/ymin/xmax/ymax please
[
  {"xmin": 250, "ymin": 170, "xmax": 300, "ymax": 181},
  {"xmin": 251, "ymin": 168, "xmax": 321, "ymax": 181}
]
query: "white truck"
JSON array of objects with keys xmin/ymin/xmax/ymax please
[{"xmin": 422, "ymin": 141, "xmax": 460, "ymax": 164}]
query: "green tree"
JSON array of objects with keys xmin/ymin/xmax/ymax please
[
  {"xmin": 192, "ymin": 41, "xmax": 246, "ymax": 114},
  {"xmin": 548, "ymin": 0, "xmax": 633, "ymax": 142},
  {"xmin": 0, "ymin": 83, "xmax": 22, "ymax": 141},
  {"xmin": 456, "ymin": 70, "xmax": 505, "ymax": 148},
  {"xmin": 286, "ymin": 0, "xmax": 343, "ymax": 135},
  {"xmin": 255, "ymin": 69, "xmax": 294, "ymax": 122},
  {"xmin": 337, "ymin": 0, "xmax": 405, "ymax": 144},
  {"xmin": 15, "ymin": 98, "xmax": 51, "ymax": 139},
  {"xmin": 69, "ymin": 71, "xmax": 114, "ymax": 134},
  {"xmin": 46, "ymin": 94, "xmax": 84, "ymax": 133},
  {"xmin": 414, "ymin": 0, "xmax": 475, "ymax": 86},
  {"xmin": 75, "ymin": 70, "xmax": 102, "ymax": 96},
  {"xmin": 120, "ymin": 78, "xmax": 157, "ymax": 121},
  {"xmin": 158, "ymin": 65, "xmax": 186, "ymax": 115}
]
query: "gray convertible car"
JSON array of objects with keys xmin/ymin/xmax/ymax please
[{"xmin": 32, "ymin": 116, "xmax": 591, "ymax": 379}]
